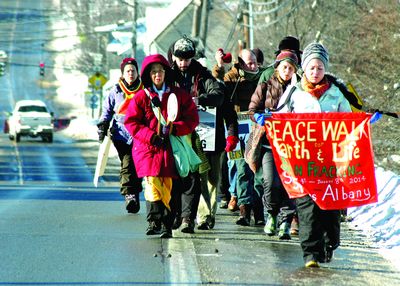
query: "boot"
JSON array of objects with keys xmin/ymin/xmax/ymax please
[
  {"xmin": 278, "ymin": 221, "xmax": 291, "ymax": 240},
  {"xmin": 236, "ymin": 204, "xmax": 251, "ymax": 226},
  {"xmin": 146, "ymin": 220, "xmax": 161, "ymax": 235},
  {"xmin": 228, "ymin": 196, "xmax": 239, "ymax": 212},
  {"xmin": 264, "ymin": 213, "xmax": 277, "ymax": 236}
]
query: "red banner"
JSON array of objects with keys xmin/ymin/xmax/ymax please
[{"xmin": 265, "ymin": 112, "xmax": 378, "ymax": 210}]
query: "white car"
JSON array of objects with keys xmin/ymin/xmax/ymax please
[
  {"xmin": 8, "ymin": 100, "xmax": 54, "ymax": 143},
  {"xmin": 0, "ymin": 50, "xmax": 7, "ymax": 62}
]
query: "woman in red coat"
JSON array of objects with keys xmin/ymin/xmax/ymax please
[{"xmin": 125, "ymin": 54, "xmax": 199, "ymax": 238}]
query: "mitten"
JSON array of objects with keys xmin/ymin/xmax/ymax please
[
  {"xmin": 218, "ymin": 48, "xmax": 232, "ymax": 63},
  {"xmin": 225, "ymin": 135, "xmax": 239, "ymax": 152},
  {"xmin": 96, "ymin": 121, "xmax": 109, "ymax": 143},
  {"xmin": 254, "ymin": 113, "xmax": 265, "ymax": 126},
  {"xmin": 150, "ymin": 134, "xmax": 165, "ymax": 148}
]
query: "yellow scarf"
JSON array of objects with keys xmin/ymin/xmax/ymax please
[{"xmin": 117, "ymin": 79, "xmax": 143, "ymax": 114}]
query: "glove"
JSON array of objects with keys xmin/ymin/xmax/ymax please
[
  {"xmin": 370, "ymin": 112, "xmax": 382, "ymax": 124},
  {"xmin": 225, "ymin": 136, "xmax": 239, "ymax": 152},
  {"xmin": 254, "ymin": 113, "xmax": 265, "ymax": 126},
  {"xmin": 150, "ymin": 134, "xmax": 165, "ymax": 148},
  {"xmin": 96, "ymin": 121, "xmax": 109, "ymax": 143},
  {"xmin": 151, "ymin": 96, "xmax": 161, "ymax": 107}
]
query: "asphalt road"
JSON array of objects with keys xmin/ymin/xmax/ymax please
[{"xmin": 0, "ymin": 132, "xmax": 399, "ymax": 285}]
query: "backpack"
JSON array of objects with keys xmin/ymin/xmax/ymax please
[{"xmin": 325, "ymin": 73, "xmax": 363, "ymax": 112}]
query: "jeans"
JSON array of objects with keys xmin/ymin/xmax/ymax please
[{"xmin": 257, "ymin": 147, "xmax": 295, "ymax": 225}]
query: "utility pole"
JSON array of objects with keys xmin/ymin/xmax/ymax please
[
  {"xmin": 131, "ymin": 0, "xmax": 137, "ymax": 58},
  {"xmin": 192, "ymin": 0, "xmax": 202, "ymax": 38},
  {"xmin": 199, "ymin": 0, "xmax": 209, "ymax": 46},
  {"xmin": 242, "ymin": 0, "xmax": 249, "ymax": 48},
  {"xmin": 248, "ymin": 0, "xmax": 254, "ymax": 49}
]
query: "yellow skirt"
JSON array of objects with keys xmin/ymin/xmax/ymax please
[{"xmin": 144, "ymin": 176, "xmax": 173, "ymax": 210}]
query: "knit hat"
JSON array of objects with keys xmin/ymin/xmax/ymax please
[
  {"xmin": 120, "ymin": 57, "xmax": 138, "ymax": 73},
  {"xmin": 173, "ymin": 36, "xmax": 196, "ymax": 59},
  {"xmin": 274, "ymin": 50, "xmax": 299, "ymax": 68},
  {"xmin": 301, "ymin": 42, "xmax": 329, "ymax": 71}
]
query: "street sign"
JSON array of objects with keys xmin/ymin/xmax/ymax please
[{"xmin": 89, "ymin": 73, "xmax": 107, "ymax": 90}]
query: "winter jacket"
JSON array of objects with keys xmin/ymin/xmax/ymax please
[
  {"xmin": 212, "ymin": 64, "xmax": 258, "ymax": 112},
  {"xmin": 98, "ymin": 81, "xmax": 143, "ymax": 145},
  {"xmin": 124, "ymin": 54, "xmax": 199, "ymax": 178},
  {"xmin": 276, "ymin": 76, "xmax": 352, "ymax": 199},
  {"xmin": 279, "ymin": 79, "xmax": 352, "ymax": 113},
  {"xmin": 248, "ymin": 73, "xmax": 290, "ymax": 114},
  {"xmin": 248, "ymin": 73, "xmax": 293, "ymax": 145},
  {"xmin": 172, "ymin": 59, "xmax": 238, "ymax": 152}
]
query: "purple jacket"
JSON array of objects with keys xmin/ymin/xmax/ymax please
[{"xmin": 99, "ymin": 81, "xmax": 143, "ymax": 144}]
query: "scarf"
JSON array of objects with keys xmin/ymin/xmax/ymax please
[
  {"xmin": 117, "ymin": 78, "xmax": 143, "ymax": 114},
  {"xmin": 301, "ymin": 76, "xmax": 330, "ymax": 99},
  {"xmin": 240, "ymin": 66, "xmax": 260, "ymax": 81}
]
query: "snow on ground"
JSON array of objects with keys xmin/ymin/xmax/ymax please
[{"xmin": 348, "ymin": 167, "xmax": 400, "ymax": 271}]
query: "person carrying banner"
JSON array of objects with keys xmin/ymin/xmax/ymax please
[
  {"xmin": 97, "ymin": 58, "xmax": 143, "ymax": 214},
  {"xmin": 213, "ymin": 48, "xmax": 264, "ymax": 226},
  {"xmin": 124, "ymin": 54, "xmax": 199, "ymax": 238},
  {"xmin": 249, "ymin": 51, "xmax": 300, "ymax": 239},
  {"xmin": 171, "ymin": 36, "xmax": 238, "ymax": 231},
  {"xmin": 276, "ymin": 42, "xmax": 352, "ymax": 267}
]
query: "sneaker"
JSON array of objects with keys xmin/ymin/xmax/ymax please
[
  {"xmin": 197, "ymin": 221, "xmax": 210, "ymax": 230},
  {"xmin": 236, "ymin": 204, "xmax": 250, "ymax": 226},
  {"xmin": 125, "ymin": 193, "xmax": 140, "ymax": 214},
  {"xmin": 254, "ymin": 219, "xmax": 266, "ymax": 226},
  {"xmin": 305, "ymin": 260, "xmax": 320, "ymax": 268},
  {"xmin": 278, "ymin": 222, "xmax": 291, "ymax": 240},
  {"xmin": 180, "ymin": 218, "xmax": 195, "ymax": 233},
  {"xmin": 146, "ymin": 221, "xmax": 161, "ymax": 235},
  {"xmin": 172, "ymin": 217, "xmax": 182, "ymax": 230},
  {"xmin": 264, "ymin": 214, "xmax": 277, "ymax": 236},
  {"xmin": 219, "ymin": 199, "xmax": 228, "ymax": 209},
  {"xmin": 160, "ymin": 225, "xmax": 172, "ymax": 238},
  {"xmin": 228, "ymin": 196, "xmax": 239, "ymax": 212},
  {"xmin": 208, "ymin": 217, "xmax": 215, "ymax": 229}
]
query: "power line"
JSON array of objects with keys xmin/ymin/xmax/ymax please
[{"xmin": 241, "ymin": 0, "xmax": 305, "ymax": 29}]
